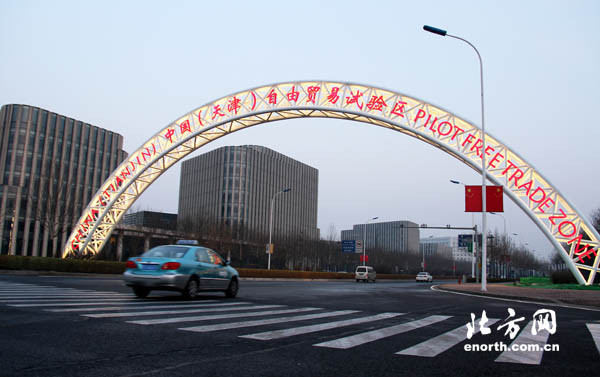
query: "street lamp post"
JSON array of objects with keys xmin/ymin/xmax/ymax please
[
  {"xmin": 363, "ymin": 217, "xmax": 378, "ymax": 266},
  {"xmin": 427, "ymin": 25, "xmax": 488, "ymax": 291},
  {"xmin": 268, "ymin": 188, "xmax": 291, "ymax": 270}
]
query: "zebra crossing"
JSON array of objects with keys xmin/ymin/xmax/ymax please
[{"xmin": 2, "ymin": 281, "xmax": 599, "ymax": 365}]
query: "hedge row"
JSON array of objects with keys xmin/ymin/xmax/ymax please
[
  {"xmin": 0, "ymin": 255, "xmax": 457, "ymax": 280},
  {"xmin": 0, "ymin": 255, "xmax": 126, "ymax": 274}
]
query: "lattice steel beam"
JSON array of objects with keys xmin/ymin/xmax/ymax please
[{"xmin": 62, "ymin": 81, "xmax": 600, "ymax": 285}]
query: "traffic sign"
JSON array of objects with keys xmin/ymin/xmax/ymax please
[
  {"xmin": 355, "ymin": 240, "xmax": 364, "ymax": 253},
  {"xmin": 265, "ymin": 243, "xmax": 274, "ymax": 254},
  {"xmin": 341, "ymin": 240, "xmax": 356, "ymax": 253}
]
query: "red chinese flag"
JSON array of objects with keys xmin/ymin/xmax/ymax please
[
  {"xmin": 487, "ymin": 186, "xmax": 504, "ymax": 212},
  {"xmin": 360, "ymin": 255, "xmax": 369, "ymax": 262},
  {"xmin": 465, "ymin": 185, "xmax": 503, "ymax": 212}
]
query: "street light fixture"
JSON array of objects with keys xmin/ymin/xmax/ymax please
[
  {"xmin": 268, "ymin": 188, "xmax": 291, "ymax": 270},
  {"xmin": 490, "ymin": 212, "xmax": 506, "ymax": 236},
  {"xmin": 427, "ymin": 26, "xmax": 488, "ymax": 291},
  {"xmin": 363, "ymin": 216, "xmax": 378, "ymax": 266}
]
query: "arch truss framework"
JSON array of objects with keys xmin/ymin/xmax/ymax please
[{"xmin": 62, "ymin": 81, "xmax": 600, "ymax": 285}]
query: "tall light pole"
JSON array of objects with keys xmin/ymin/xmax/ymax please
[
  {"xmin": 427, "ymin": 26, "xmax": 488, "ymax": 291},
  {"xmin": 268, "ymin": 188, "xmax": 291, "ymax": 270},
  {"xmin": 363, "ymin": 216, "xmax": 378, "ymax": 266}
]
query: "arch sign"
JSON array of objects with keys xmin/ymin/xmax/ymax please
[{"xmin": 62, "ymin": 81, "xmax": 600, "ymax": 285}]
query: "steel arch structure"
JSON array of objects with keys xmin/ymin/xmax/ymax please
[{"xmin": 62, "ymin": 81, "xmax": 600, "ymax": 285}]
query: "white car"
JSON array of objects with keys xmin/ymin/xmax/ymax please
[
  {"xmin": 355, "ymin": 266, "xmax": 376, "ymax": 283},
  {"xmin": 416, "ymin": 272, "xmax": 433, "ymax": 282}
]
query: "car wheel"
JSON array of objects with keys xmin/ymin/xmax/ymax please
[
  {"xmin": 183, "ymin": 278, "xmax": 199, "ymax": 299},
  {"xmin": 133, "ymin": 287, "xmax": 150, "ymax": 298},
  {"xmin": 225, "ymin": 278, "xmax": 239, "ymax": 298},
  {"xmin": 356, "ymin": 279, "xmax": 359, "ymax": 283}
]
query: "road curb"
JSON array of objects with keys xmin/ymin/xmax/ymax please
[
  {"xmin": 434, "ymin": 285, "xmax": 558, "ymax": 304},
  {"xmin": 432, "ymin": 284, "xmax": 600, "ymax": 311}
]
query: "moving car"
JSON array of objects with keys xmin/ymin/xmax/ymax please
[
  {"xmin": 355, "ymin": 266, "xmax": 376, "ymax": 283},
  {"xmin": 123, "ymin": 241, "xmax": 239, "ymax": 299},
  {"xmin": 416, "ymin": 271, "xmax": 433, "ymax": 282}
]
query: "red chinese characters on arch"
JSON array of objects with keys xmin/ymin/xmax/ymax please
[
  {"xmin": 287, "ymin": 86, "xmax": 300, "ymax": 102},
  {"xmin": 71, "ymin": 143, "xmax": 158, "ymax": 252},
  {"xmin": 211, "ymin": 104, "xmax": 225, "ymax": 120},
  {"xmin": 227, "ymin": 96, "xmax": 242, "ymax": 115},
  {"xmin": 306, "ymin": 86, "xmax": 320, "ymax": 104},
  {"xmin": 267, "ymin": 89, "xmax": 277, "ymax": 105},
  {"xmin": 327, "ymin": 87, "xmax": 340, "ymax": 104},
  {"xmin": 366, "ymin": 95, "xmax": 387, "ymax": 112},
  {"xmin": 346, "ymin": 89, "xmax": 364, "ymax": 110}
]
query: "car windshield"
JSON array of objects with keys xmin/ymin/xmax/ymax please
[
  {"xmin": 142, "ymin": 246, "xmax": 190, "ymax": 258},
  {"xmin": 356, "ymin": 267, "xmax": 367, "ymax": 272}
]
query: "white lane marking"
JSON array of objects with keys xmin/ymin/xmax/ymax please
[
  {"xmin": 314, "ymin": 315, "xmax": 452, "ymax": 349},
  {"xmin": 241, "ymin": 312, "xmax": 403, "ymax": 340},
  {"xmin": 586, "ymin": 324, "xmax": 600, "ymax": 355},
  {"xmin": 495, "ymin": 321, "xmax": 550, "ymax": 364},
  {"xmin": 84, "ymin": 304, "xmax": 283, "ymax": 318},
  {"xmin": 0, "ymin": 290, "xmax": 123, "ymax": 294},
  {"xmin": 396, "ymin": 318, "xmax": 500, "ymax": 357},
  {"xmin": 0, "ymin": 294, "xmax": 128, "ymax": 299},
  {"xmin": 430, "ymin": 285, "xmax": 600, "ymax": 313},
  {"xmin": 182, "ymin": 310, "xmax": 360, "ymax": 333},
  {"xmin": 2, "ymin": 298, "xmax": 137, "ymax": 304},
  {"xmin": 47, "ymin": 301, "xmax": 246, "ymax": 312},
  {"xmin": 8, "ymin": 300, "xmax": 158, "ymax": 307},
  {"xmin": 128, "ymin": 307, "xmax": 321, "ymax": 325}
]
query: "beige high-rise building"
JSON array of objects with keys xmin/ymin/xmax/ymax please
[{"xmin": 0, "ymin": 104, "xmax": 127, "ymax": 257}]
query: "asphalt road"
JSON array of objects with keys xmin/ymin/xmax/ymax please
[{"xmin": 0, "ymin": 274, "xmax": 599, "ymax": 377}]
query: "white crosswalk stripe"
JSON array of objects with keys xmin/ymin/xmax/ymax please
[
  {"xmin": 84, "ymin": 304, "xmax": 283, "ymax": 318},
  {"xmin": 396, "ymin": 318, "xmax": 500, "ymax": 357},
  {"xmin": 314, "ymin": 315, "xmax": 452, "ymax": 349},
  {"xmin": 495, "ymin": 321, "xmax": 550, "ymax": 364},
  {"xmin": 128, "ymin": 307, "xmax": 321, "ymax": 325},
  {"xmin": 181, "ymin": 310, "xmax": 360, "ymax": 333},
  {"xmin": 586, "ymin": 324, "xmax": 600, "ymax": 355},
  {"xmin": 241, "ymin": 312, "xmax": 404, "ymax": 340},
  {"xmin": 5, "ymin": 299, "xmax": 148, "ymax": 306},
  {"xmin": 46, "ymin": 301, "xmax": 236, "ymax": 312}
]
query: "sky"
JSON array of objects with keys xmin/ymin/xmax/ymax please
[{"xmin": 1, "ymin": 0, "xmax": 599, "ymax": 260}]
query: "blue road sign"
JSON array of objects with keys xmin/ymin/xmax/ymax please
[{"xmin": 341, "ymin": 240, "xmax": 356, "ymax": 253}]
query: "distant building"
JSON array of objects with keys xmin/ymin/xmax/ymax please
[
  {"xmin": 0, "ymin": 104, "xmax": 127, "ymax": 257},
  {"xmin": 178, "ymin": 145, "xmax": 319, "ymax": 240},
  {"xmin": 420, "ymin": 236, "xmax": 472, "ymax": 262},
  {"xmin": 340, "ymin": 220, "xmax": 419, "ymax": 254},
  {"xmin": 420, "ymin": 241, "xmax": 453, "ymax": 259},
  {"xmin": 122, "ymin": 211, "xmax": 177, "ymax": 231}
]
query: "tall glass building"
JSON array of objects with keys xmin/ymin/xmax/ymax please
[
  {"xmin": 0, "ymin": 104, "xmax": 127, "ymax": 257},
  {"xmin": 178, "ymin": 145, "xmax": 319, "ymax": 240}
]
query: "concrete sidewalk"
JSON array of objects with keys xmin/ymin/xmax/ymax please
[{"xmin": 437, "ymin": 283, "xmax": 600, "ymax": 308}]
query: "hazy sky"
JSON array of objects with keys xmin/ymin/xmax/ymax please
[{"xmin": 1, "ymin": 0, "xmax": 598, "ymax": 259}]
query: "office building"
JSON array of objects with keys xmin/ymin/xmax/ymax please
[
  {"xmin": 340, "ymin": 220, "xmax": 420, "ymax": 254},
  {"xmin": 420, "ymin": 236, "xmax": 472, "ymax": 261},
  {"xmin": 178, "ymin": 145, "xmax": 319, "ymax": 240},
  {"xmin": 122, "ymin": 211, "xmax": 178, "ymax": 231},
  {"xmin": 0, "ymin": 104, "xmax": 127, "ymax": 257}
]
